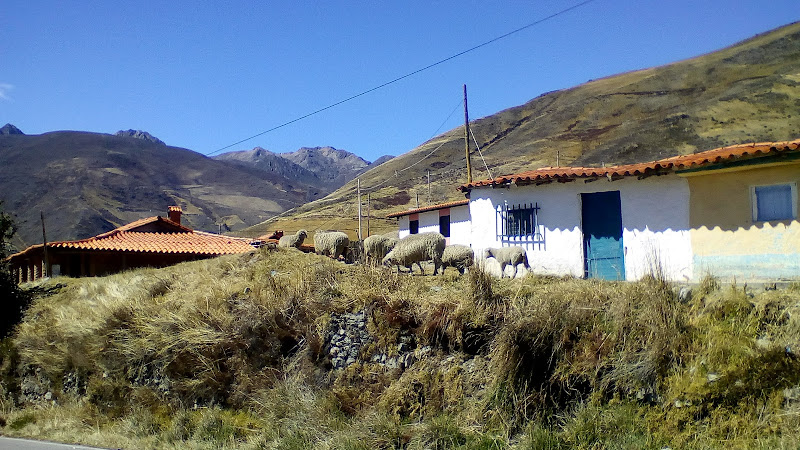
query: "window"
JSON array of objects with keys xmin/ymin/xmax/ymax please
[
  {"xmin": 502, "ymin": 204, "xmax": 539, "ymax": 237},
  {"xmin": 752, "ymin": 183, "xmax": 796, "ymax": 222},
  {"xmin": 409, "ymin": 219, "xmax": 419, "ymax": 234},
  {"xmin": 497, "ymin": 202, "xmax": 545, "ymax": 248},
  {"xmin": 439, "ymin": 215, "xmax": 451, "ymax": 237}
]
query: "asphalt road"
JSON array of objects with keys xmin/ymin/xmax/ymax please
[{"xmin": 0, "ymin": 437, "xmax": 112, "ymax": 449}]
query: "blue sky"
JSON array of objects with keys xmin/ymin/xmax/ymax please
[{"xmin": 2, "ymin": 1, "xmax": 798, "ymax": 162}]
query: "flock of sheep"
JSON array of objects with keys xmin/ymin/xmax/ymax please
[{"xmin": 277, "ymin": 229, "xmax": 530, "ymax": 278}]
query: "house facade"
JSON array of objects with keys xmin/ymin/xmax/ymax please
[
  {"xmin": 683, "ymin": 150, "xmax": 800, "ymax": 279},
  {"xmin": 458, "ymin": 139, "xmax": 800, "ymax": 282},
  {"xmin": 8, "ymin": 206, "xmax": 257, "ymax": 283},
  {"xmin": 386, "ymin": 199, "xmax": 470, "ymax": 245},
  {"xmin": 466, "ymin": 174, "xmax": 692, "ymax": 280}
]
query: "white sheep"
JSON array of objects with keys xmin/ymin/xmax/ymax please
[
  {"xmin": 314, "ymin": 231, "xmax": 350, "ymax": 259},
  {"xmin": 363, "ymin": 233, "xmax": 398, "ymax": 266},
  {"xmin": 441, "ymin": 244, "xmax": 474, "ymax": 274},
  {"xmin": 484, "ymin": 246, "xmax": 530, "ymax": 278},
  {"xmin": 278, "ymin": 229, "xmax": 307, "ymax": 249},
  {"xmin": 382, "ymin": 232, "xmax": 445, "ymax": 275}
]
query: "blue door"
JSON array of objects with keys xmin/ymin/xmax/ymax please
[{"xmin": 581, "ymin": 191, "xmax": 624, "ymax": 280}]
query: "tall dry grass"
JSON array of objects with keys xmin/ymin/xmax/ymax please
[{"xmin": 1, "ymin": 248, "xmax": 800, "ymax": 448}]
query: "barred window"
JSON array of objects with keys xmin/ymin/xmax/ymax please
[
  {"xmin": 506, "ymin": 207, "xmax": 533, "ymax": 236},
  {"xmin": 497, "ymin": 202, "xmax": 545, "ymax": 248},
  {"xmin": 501, "ymin": 203, "xmax": 540, "ymax": 237}
]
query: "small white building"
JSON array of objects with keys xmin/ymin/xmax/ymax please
[
  {"xmin": 459, "ymin": 140, "xmax": 800, "ymax": 282},
  {"xmin": 463, "ymin": 171, "xmax": 692, "ymax": 281},
  {"xmin": 386, "ymin": 199, "xmax": 470, "ymax": 246}
]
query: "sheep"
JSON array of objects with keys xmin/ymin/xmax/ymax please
[
  {"xmin": 382, "ymin": 232, "xmax": 445, "ymax": 275},
  {"xmin": 484, "ymin": 246, "xmax": 530, "ymax": 278},
  {"xmin": 363, "ymin": 233, "xmax": 398, "ymax": 266},
  {"xmin": 278, "ymin": 229, "xmax": 307, "ymax": 249},
  {"xmin": 441, "ymin": 244, "xmax": 474, "ymax": 274},
  {"xmin": 314, "ymin": 231, "xmax": 350, "ymax": 259}
]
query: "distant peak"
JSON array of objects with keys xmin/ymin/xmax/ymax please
[
  {"xmin": 115, "ymin": 129, "xmax": 165, "ymax": 145},
  {"xmin": 0, "ymin": 123, "xmax": 24, "ymax": 135}
]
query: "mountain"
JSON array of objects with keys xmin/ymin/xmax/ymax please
[
  {"xmin": 0, "ymin": 130, "xmax": 315, "ymax": 249},
  {"xmin": 115, "ymin": 129, "xmax": 165, "ymax": 145},
  {"xmin": 214, "ymin": 146, "xmax": 395, "ymax": 200},
  {"xmin": 239, "ymin": 21, "xmax": 800, "ymax": 238},
  {"xmin": 214, "ymin": 147, "xmax": 329, "ymax": 201},
  {"xmin": 280, "ymin": 147, "xmax": 369, "ymax": 187},
  {"xmin": 0, "ymin": 124, "xmax": 24, "ymax": 135}
]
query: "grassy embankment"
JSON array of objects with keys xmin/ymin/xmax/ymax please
[{"xmin": 1, "ymin": 248, "xmax": 800, "ymax": 449}]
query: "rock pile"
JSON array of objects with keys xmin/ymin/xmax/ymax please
[{"xmin": 326, "ymin": 311, "xmax": 372, "ymax": 370}]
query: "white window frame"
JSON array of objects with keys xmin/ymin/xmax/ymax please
[{"xmin": 751, "ymin": 182, "xmax": 797, "ymax": 222}]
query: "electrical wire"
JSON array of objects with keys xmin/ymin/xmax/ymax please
[
  {"xmin": 470, "ymin": 127, "xmax": 494, "ymax": 181},
  {"xmin": 205, "ymin": 0, "xmax": 597, "ymax": 156},
  {"xmin": 362, "ymin": 98, "xmax": 463, "ymax": 193}
]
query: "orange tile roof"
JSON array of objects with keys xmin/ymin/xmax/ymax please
[
  {"xmin": 386, "ymin": 199, "xmax": 470, "ymax": 218},
  {"xmin": 99, "ymin": 215, "xmax": 191, "ymax": 235},
  {"xmin": 47, "ymin": 230, "xmax": 255, "ymax": 255},
  {"xmin": 7, "ymin": 216, "xmax": 255, "ymax": 261},
  {"xmin": 459, "ymin": 139, "xmax": 800, "ymax": 191}
]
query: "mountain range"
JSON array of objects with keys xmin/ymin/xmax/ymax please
[
  {"xmin": 0, "ymin": 129, "xmax": 391, "ymax": 249},
  {"xmin": 213, "ymin": 146, "xmax": 393, "ymax": 201}
]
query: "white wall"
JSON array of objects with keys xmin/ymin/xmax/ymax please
[
  {"xmin": 397, "ymin": 216, "xmax": 410, "ymax": 239},
  {"xmin": 449, "ymin": 205, "xmax": 471, "ymax": 246},
  {"xmin": 469, "ymin": 175, "xmax": 693, "ymax": 281},
  {"xmin": 395, "ymin": 205, "xmax": 471, "ymax": 245}
]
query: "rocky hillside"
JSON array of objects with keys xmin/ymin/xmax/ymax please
[
  {"xmin": 215, "ymin": 146, "xmax": 394, "ymax": 200},
  {"xmin": 114, "ymin": 129, "xmax": 165, "ymax": 145},
  {"xmin": 241, "ymin": 21, "xmax": 800, "ymax": 238},
  {"xmin": 0, "ymin": 123, "xmax": 24, "ymax": 135}
]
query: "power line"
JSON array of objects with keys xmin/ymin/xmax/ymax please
[{"xmin": 205, "ymin": 0, "xmax": 598, "ymax": 156}]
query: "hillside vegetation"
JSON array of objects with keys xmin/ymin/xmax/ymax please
[
  {"xmin": 243, "ymin": 21, "xmax": 800, "ymax": 238},
  {"xmin": 2, "ymin": 250, "xmax": 800, "ymax": 448}
]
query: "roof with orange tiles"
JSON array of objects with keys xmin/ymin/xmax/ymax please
[
  {"xmin": 7, "ymin": 216, "xmax": 255, "ymax": 261},
  {"xmin": 386, "ymin": 199, "xmax": 470, "ymax": 219},
  {"xmin": 459, "ymin": 139, "xmax": 800, "ymax": 191},
  {"xmin": 44, "ymin": 230, "xmax": 255, "ymax": 255}
]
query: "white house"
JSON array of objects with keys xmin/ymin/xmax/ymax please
[
  {"xmin": 386, "ymin": 199, "xmax": 470, "ymax": 246},
  {"xmin": 458, "ymin": 140, "xmax": 800, "ymax": 281}
]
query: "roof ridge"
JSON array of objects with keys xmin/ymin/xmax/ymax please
[{"xmin": 461, "ymin": 138, "xmax": 800, "ymax": 190}]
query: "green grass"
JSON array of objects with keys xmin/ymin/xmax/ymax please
[{"xmin": 2, "ymin": 248, "xmax": 800, "ymax": 448}]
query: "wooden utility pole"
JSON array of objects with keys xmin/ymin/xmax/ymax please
[
  {"xmin": 357, "ymin": 178, "xmax": 362, "ymax": 240},
  {"xmin": 427, "ymin": 170, "xmax": 431, "ymax": 205},
  {"xmin": 40, "ymin": 211, "xmax": 48, "ymax": 278},
  {"xmin": 464, "ymin": 84, "xmax": 472, "ymax": 184},
  {"xmin": 366, "ymin": 193, "xmax": 371, "ymax": 237}
]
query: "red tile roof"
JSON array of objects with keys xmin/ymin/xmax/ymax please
[
  {"xmin": 46, "ymin": 230, "xmax": 255, "ymax": 255},
  {"xmin": 386, "ymin": 199, "xmax": 469, "ymax": 219},
  {"xmin": 102, "ymin": 215, "xmax": 191, "ymax": 234},
  {"xmin": 7, "ymin": 216, "xmax": 255, "ymax": 260},
  {"xmin": 459, "ymin": 139, "xmax": 800, "ymax": 191}
]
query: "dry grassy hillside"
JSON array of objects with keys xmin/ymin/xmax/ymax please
[
  {"xmin": 2, "ymin": 250, "xmax": 800, "ymax": 448},
  {"xmin": 241, "ymin": 21, "xmax": 800, "ymax": 238}
]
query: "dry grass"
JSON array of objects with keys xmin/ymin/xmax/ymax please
[{"xmin": 2, "ymin": 249, "xmax": 800, "ymax": 448}]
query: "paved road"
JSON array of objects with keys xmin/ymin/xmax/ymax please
[{"xmin": 0, "ymin": 437, "xmax": 112, "ymax": 449}]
